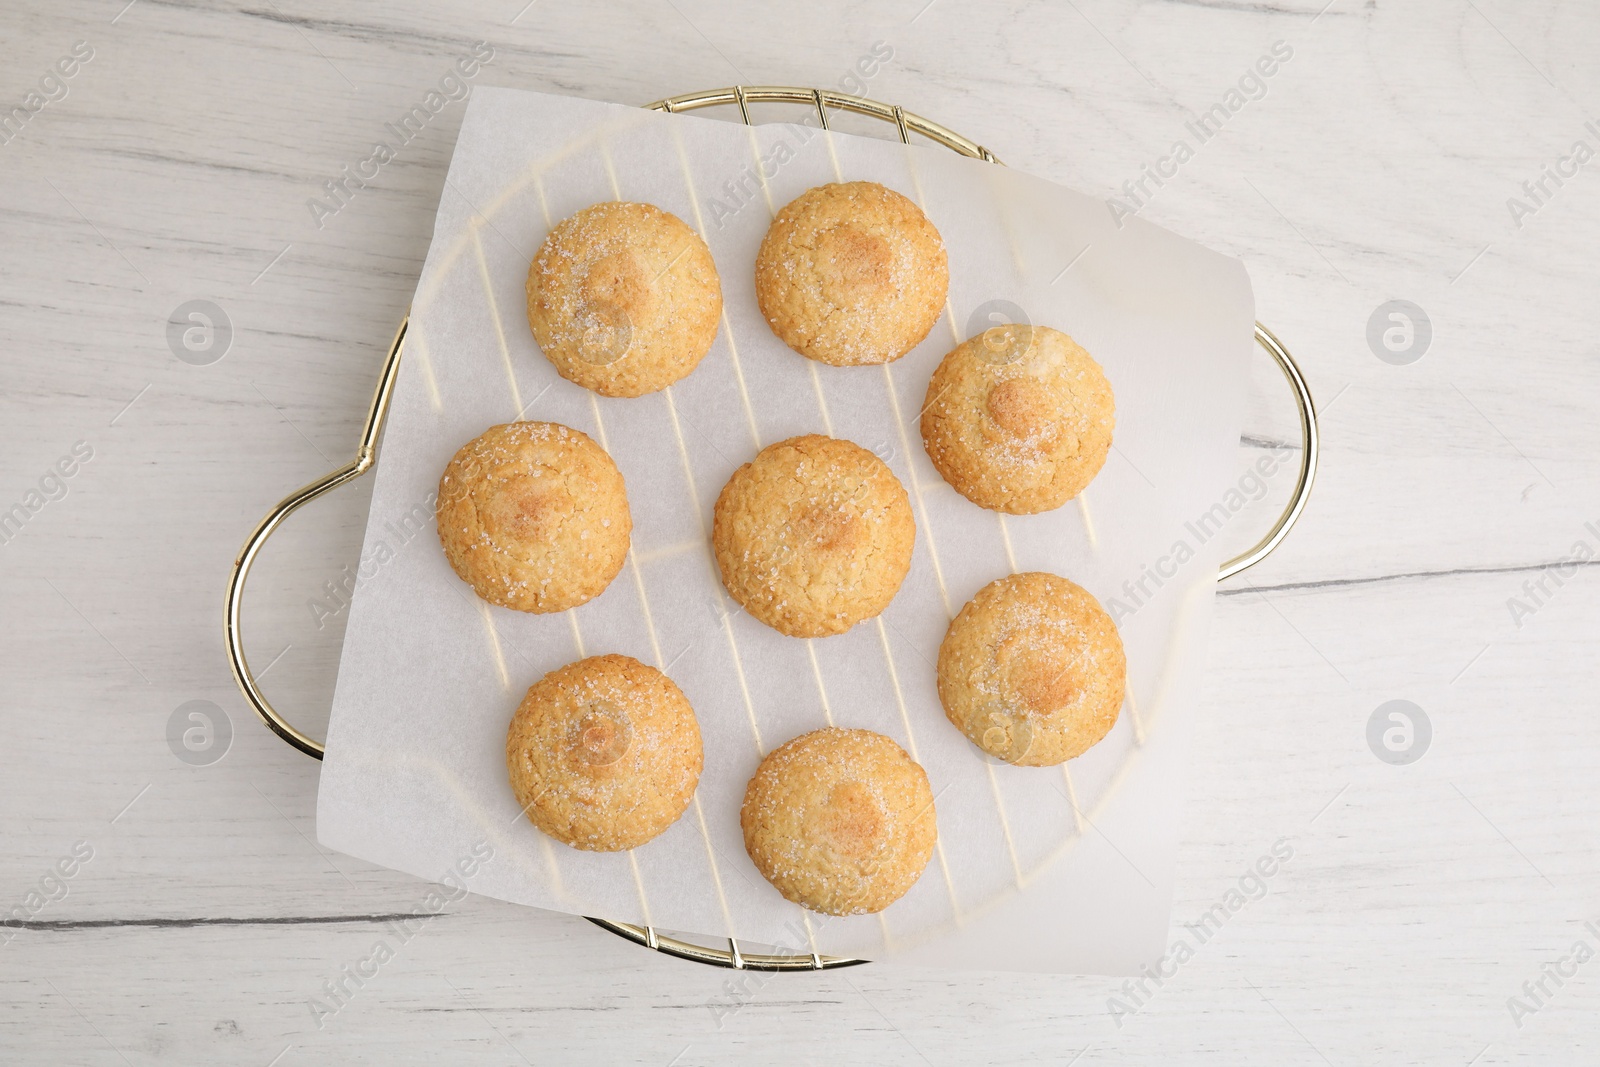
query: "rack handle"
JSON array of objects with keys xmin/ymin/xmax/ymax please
[
  {"xmin": 223, "ymin": 316, "xmax": 408, "ymax": 760},
  {"xmin": 1221, "ymin": 323, "xmax": 1318, "ymax": 581}
]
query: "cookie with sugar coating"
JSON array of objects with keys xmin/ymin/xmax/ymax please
[
  {"xmin": 937, "ymin": 572, "xmax": 1125, "ymax": 767},
  {"xmin": 921, "ymin": 325, "xmax": 1114, "ymax": 514},
  {"xmin": 741, "ymin": 727, "xmax": 937, "ymax": 916},
  {"xmin": 755, "ymin": 181, "xmax": 947, "ymax": 366},
  {"xmin": 527, "ymin": 201, "xmax": 722, "ymax": 397},
  {"xmin": 507, "ymin": 654, "xmax": 703, "ymax": 852},
  {"xmin": 436, "ymin": 421, "xmax": 630, "ymax": 614},
  {"xmin": 712, "ymin": 434, "xmax": 915, "ymax": 638}
]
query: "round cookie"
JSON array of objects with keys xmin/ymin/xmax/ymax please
[
  {"xmin": 527, "ymin": 201, "xmax": 722, "ymax": 398},
  {"xmin": 437, "ymin": 421, "xmax": 631, "ymax": 614},
  {"xmin": 507, "ymin": 654, "xmax": 703, "ymax": 852},
  {"xmin": 920, "ymin": 325, "xmax": 1115, "ymax": 514},
  {"xmin": 741, "ymin": 727, "xmax": 937, "ymax": 915},
  {"xmin": 937, "ymin": 572, "xmax": 1125, "ymax": 767},
  {"xmin": 755, "ymin": 181, "xmax": 948, "ymax": 366},
  {"xmin": 712, "ymin": 434, "xmax": 915, "ymax": 638}
]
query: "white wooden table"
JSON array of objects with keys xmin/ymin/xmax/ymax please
[{"xmin": 3, "ymin": 1, "xmax": 1597, "ymax": 1062}]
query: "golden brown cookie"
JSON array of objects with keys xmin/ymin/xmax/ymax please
[
  {"xmin": 507, "ymin": 654, "xmax": 703, "ymax": 852},
  {"xmin": 526, "ymin": 201, "xmax": 722, "ymax": 398},
  {"xmin": 920, "ymin": 325, "xmax": 1115, "ymax": 514},
  {"xmin": 712, "ymin": 434, "xmax": 915, "ymax": 638},
  {"xmin": 937, "ymin": 572, "xmax": 1125, "ymax": 767},
  {"xmin": 436, "ymin": 421, "xmax": 630, "ymax": 613},
  {"xmin": 741, "ymin": 727, "xmax": 937, "ymax": 915},
  {"xmin": 755, "ymin": 181, "xmax": 947, "ymax": 366}
]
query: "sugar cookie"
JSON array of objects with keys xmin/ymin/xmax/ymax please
[
  {"xmin": 755, "ymin": 181, "xmax": 947, "ymax": 366},
  {"xmin": 507, "ymin": 654, "xmax": 702, "ymax": 852},
  {"xmin": 741, "ymin": 727, "xmax": 937, "ymax": 915},
  {"xmin": 712, "ymin": 434, "xmax": 915, "ymax": 637},
  {"xmin": 527, "ymin": 201, "xmax": 721, "ymax": 397},
  {"xmin": 437, "ymin": 421, "xmax": 630, "ymax": 613},
  {"xmin": 921, "ymin": 325, "xmax": 1114, "ymax": 514},
  {"xmin": 937, "ymin": 572, "xmax": 1124, "ymax": 766}
]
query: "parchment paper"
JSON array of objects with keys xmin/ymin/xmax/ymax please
[{"xmin": 317, "ymin": 86, "xmax": 1253, "ymax": 973}]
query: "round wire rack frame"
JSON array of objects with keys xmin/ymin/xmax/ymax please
[{"xmin": 225, "ymin": 84, "xmax": 1319, "ymax": 972}]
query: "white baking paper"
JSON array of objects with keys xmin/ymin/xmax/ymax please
[{"xmin": 317, "ymin": 86, "xmax": 1253, "ymax": 974}]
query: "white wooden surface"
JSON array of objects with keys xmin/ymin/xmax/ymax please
[{"xmin": 2, "ymin": 1, "xmax": 1597, "ymax": 1063}]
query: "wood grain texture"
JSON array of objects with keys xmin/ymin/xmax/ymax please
[{"xmin": 1, "ymin": 0, "xmax": 1597, "ymax": 1062}]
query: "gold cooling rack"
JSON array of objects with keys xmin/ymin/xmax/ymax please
[{"xmin": 224, "ymin": 85, "xmax": 1319, "ymax": 972}]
